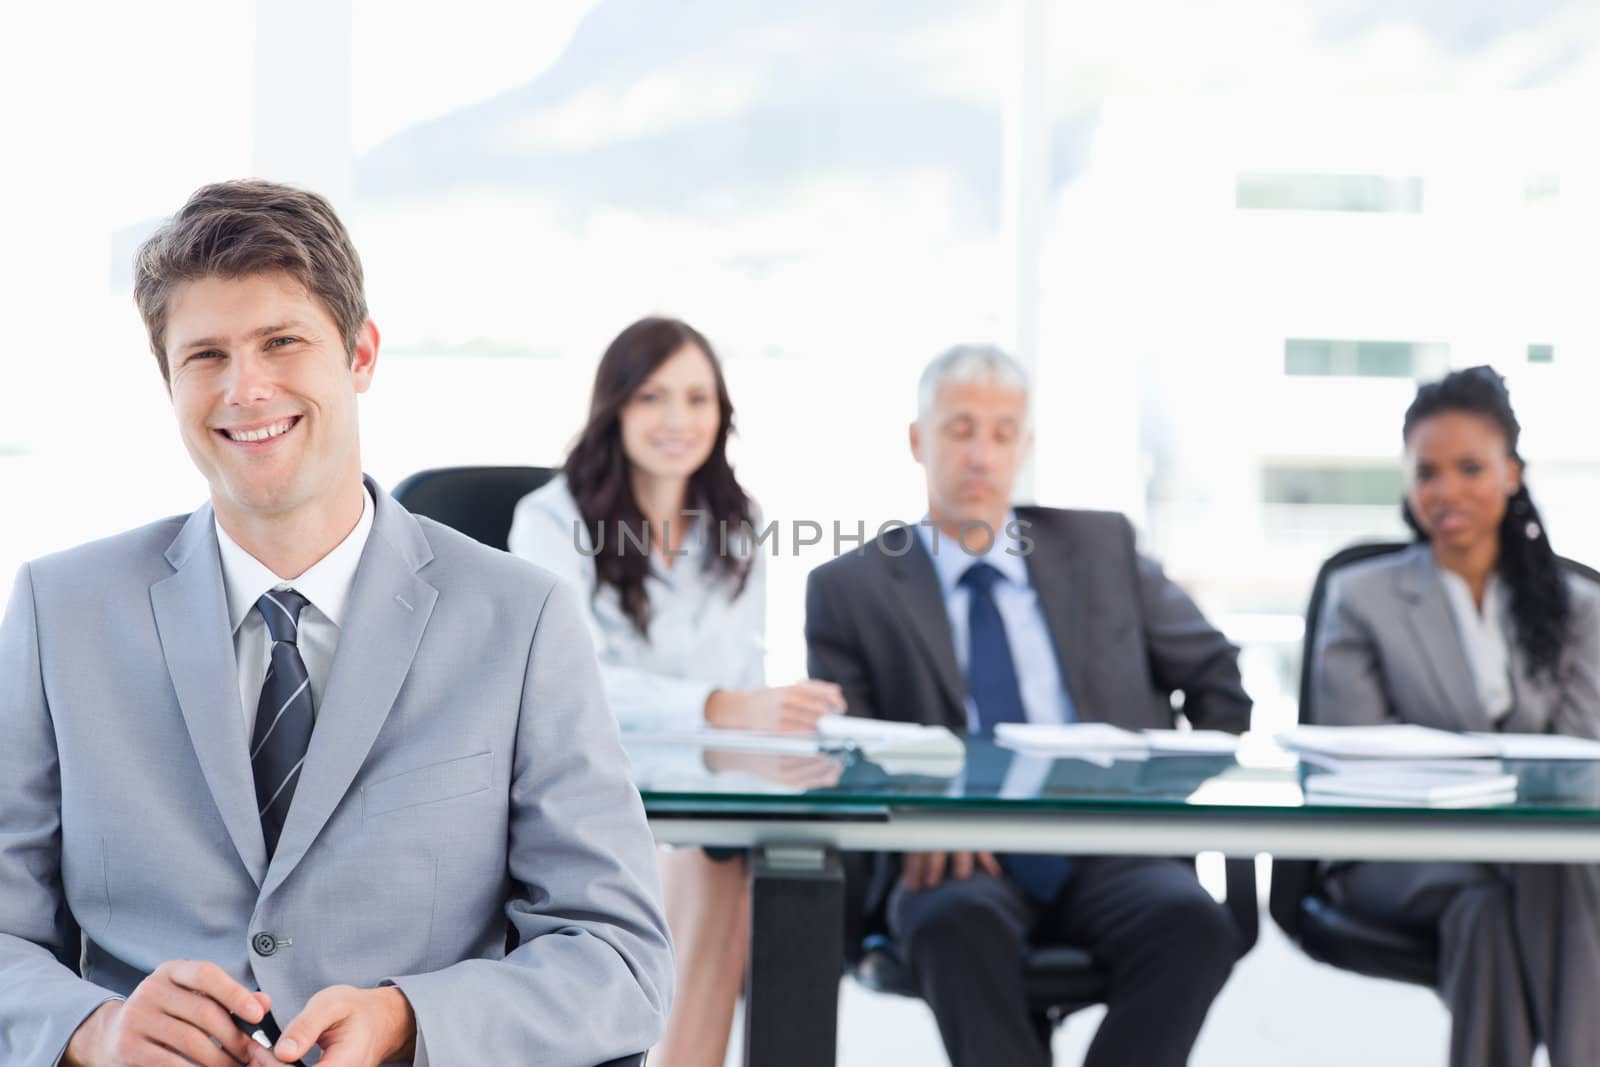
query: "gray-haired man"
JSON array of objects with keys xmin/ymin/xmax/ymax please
[{"xmin": 806, "ymin": 345, "xmax": 1250, "ymax": 1066}]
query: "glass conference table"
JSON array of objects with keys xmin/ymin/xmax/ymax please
[{"xmin": 624, "ymin": 732, "xmax": 1600, "ymax": 1067}]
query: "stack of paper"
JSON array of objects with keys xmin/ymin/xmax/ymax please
[
  {"xmin": 1469, "ymin": 733, "xmax": 1600, "ymax": 760},
  {"xmin": 1141, "ymin": 729, "xmax": 1240, "ymax": 756},
  {"xmin": 1300, "ymin": 757, "xmax": 1506, "ymax": 777},
  {"xmin": 1277, "ymin": 724, "xmax": 1500, "ymax": 761},
  {"xmin": 994, "ymin": 722, "xmax": 1150, "ymax": 757},
  {"xmin": 996, "ymin": 723, "xmax": 1243, "ymax": 760},
  {"xmin": 816, "ymin": 715, "xmax": 966, "ymax": 760},
  {"xmin": 1303, "ymin": 768, "xmax": 1518, "ymax": 807}
]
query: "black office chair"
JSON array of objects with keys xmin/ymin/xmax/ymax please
[
  {"xmin": 392, "ymin": 465, "xmax": 648, "ymax": 1067},
  {"xmin": 854, "ymin": 854, "xmax": 1260, "ymax": 1031},
  {"xmin": 1266, "ymin": 540, "xmax": 1441, "ymax": 985},
  {"xmin": 391, "ymin": 465, "xmax": 557, "ymax": 551},
  {"xmin": 1268, "ymin": 540, "xmax": 1600, "ymax": 987}
]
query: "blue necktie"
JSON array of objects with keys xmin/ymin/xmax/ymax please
[
  {"xmin": 251, "ymin": 589, "xmax": 314, "ymax": 859},
  {"xmin": 960, "ymin": 563, "xmax": 1071, "ymax": 903}
]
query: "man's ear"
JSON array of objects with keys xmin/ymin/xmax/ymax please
[
  {"xmin": 351, "ymin": 319, "xmax": 380, "ymax": 393},
  {"xmin": 909, "ymin": 421, "xmax": 923, "ymax": 464}
]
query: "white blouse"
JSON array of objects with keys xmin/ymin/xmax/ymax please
[
  {"xmin": 508, "ymin": 474, "xmax": 766, "ymax": 733},
  {"xmin": 1435, "ymin": 564, "xmax": 1515, "ymax": 724}
]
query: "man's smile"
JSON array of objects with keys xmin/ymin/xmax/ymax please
[{"xmin": 214, "ymin": 415, "xmax": 303, "ymax": 446}]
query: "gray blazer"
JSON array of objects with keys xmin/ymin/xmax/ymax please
[
  {"xmin": 0, "ymin": 480, "xmax": 673, "ymax": 1066},
  {"xmin": 1310, "ymin": 543, "xmax": 1600, "ymax": 737}
]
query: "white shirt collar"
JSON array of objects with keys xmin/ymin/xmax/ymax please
[
  {"xmin": 1432, "ymin": 560, "xmax": 1514, "ymax": 721},
  {"xmin": 1435, "ymin": 566, "xmax": 1505, "ymax": 621},
  {"xmin": 215, "ymin": 486, "xmax": 375, "ymax": 633},
  {"xmin": 917, "ymin": 511, "xmax": 1029, "ymax": 596}
]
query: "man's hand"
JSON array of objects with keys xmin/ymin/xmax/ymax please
[
  {"xmin": 901, "ymin": 851, "xmax": 1002, "ymax": 892},
  {"xmin": 63, "ymin": 959, "xmax": 272, "ymax": 1067},
  {"xmin": 270, "ymin": 985, "xmax": 415, "ymax": 1066}
]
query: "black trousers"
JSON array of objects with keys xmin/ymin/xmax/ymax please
[{"xmin": 887, "ymin": 856, "xmax": 1237, "ymax": 1067}]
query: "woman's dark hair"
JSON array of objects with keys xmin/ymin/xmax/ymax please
[
  {"xmin": 1401, "ymin": 364, "xmax": 1570, "ymax": 680},
  {"xmin": 564, "ymin": 316, "xmax": 755, "ymax": 637}
]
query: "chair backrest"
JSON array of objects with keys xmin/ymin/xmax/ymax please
[
  {"xmin": 391, "ymin": 466, "xmax": 557, "ymax": 551},
  {"xmin": 1271, "ymin": 539, "xmax": 1411, "ymax": 943},
  {"xmin": 1563, "ymin": 556, "xmax": 1600, "ymax": 587},
  {"xmin": 1295, "ymin": 540, "xmax": 1413, "ymax": 722}
]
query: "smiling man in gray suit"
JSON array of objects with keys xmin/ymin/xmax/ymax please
[
  {"xmin": 0, "ymin": 181, "xmax": 672, "ymax": 1066},
  {"xmin": 805, "ymin": 345, "xmax": 1250, "ymax": 1067}
]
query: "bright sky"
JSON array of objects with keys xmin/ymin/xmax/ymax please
[{"xmin": 351, "ymin": 0, "xmax": 596, "ymax": 152}]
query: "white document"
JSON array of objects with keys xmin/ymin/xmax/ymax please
[
  {"xmin": 816, "ymin": 715, "xmax": 966, "ymax": 759},
  {"xmin": 1304, "ymin": 770, "xmax": 1519, "ymax": 806},
  {"xmin": 1468, "ymin": 732, "xmax": 1600, "ymax": 760},
  {"xmin": 1141, "ymin": 729, "xmax": 1240, "ymax": 756},
  {"xmin": 1298, "ymin": 756, "xmax": 1506, "ymax": 777},
  {"xmin": 1277, "ymin": 724, "xmax": 1500, "ymax": 761},
  {"xmin": 1303, "ymin": 787, "xmax": 1519, "ymax": 809},
  {"xmin": 994, "ymin": 722, "xmax": 1150, "ymax": 755}
]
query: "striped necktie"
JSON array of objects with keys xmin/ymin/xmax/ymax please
[{"xmin": 251, "ymin": 589, "xmax": 314, "ymax": 859}]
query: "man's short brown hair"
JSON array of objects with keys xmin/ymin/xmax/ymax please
[{"xmin": 134, "ymin": 179, "xmax": 368, "ymax": 382}]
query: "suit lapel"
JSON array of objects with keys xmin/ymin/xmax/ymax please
[
  {"xmin": 151, "ymin": 506, "xmax": 267, "ymax": 885},
  {"xmin": 1502, "ymin": 655, "xmax": 1550, "ymax": 733},
  {"xmin": 884, "ymin": 537, "xmax": 967, "ymax": 730},
  {"xmin": 1018, "ymin": 510, "xmax": 1095, "ymax": 720},
  {"xmin": 1396, "ymin": 548, "xmax": 1492, "ymax": 732},
  {"xmin": 262, "ymin": 482, "xmax": 438, "ymax": 898}
]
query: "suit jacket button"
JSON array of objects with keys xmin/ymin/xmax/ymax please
[{"xmin": 252, "ymin": 932, "xmax": 278, "ymax": 957}]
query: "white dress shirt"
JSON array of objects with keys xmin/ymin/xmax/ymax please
[
  {"xmin": 215, "ymin": 487, "xmax": 374, "ymax": 734},
  {"xmin": 917, "ymin": 516, "xmax": 1078, "ymax": 733},
  {"xmin": 1435, "ymin": 563, "xmax": 1515, "ymax": 724},
  {"xmin": 508, "ymin": 474, "xmax": 766, "ymax": 734}
]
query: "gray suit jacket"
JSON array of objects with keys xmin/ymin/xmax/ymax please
[
  {"xmin": 0, "ymin": 479, "xmax": 672, "ymax": 1066},
  {"xmin": 1310, "ymin": 543, "xmax": 1600, "ymax": 737}
]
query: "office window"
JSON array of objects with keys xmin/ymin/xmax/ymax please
[
  {"xmin": 10, "ymin": 0, "xmax": 1600, "ymax": 751},
  {"xmin": 1236, "ymin": 173, "xmax": 1423, "ymax": 213},
  {"xmin": 1284, "ymin": 339, "xmax": 1448, "ymax": 379},
  {"xmin": 1262, "ymin": 465, "xmax": 1404, "ymax": 507},
  {"xmin": 1525, "ymin": 173, "xmax": 1560, "ymax": 205}
]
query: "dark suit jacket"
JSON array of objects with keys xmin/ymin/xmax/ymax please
[
  {"xmin": 805, "ymin": 507, "xmax": 1251, "ymax": 732},
  {"xmin": 804, "ymin": 506, "xmax": 1251, "ymax": 940}
]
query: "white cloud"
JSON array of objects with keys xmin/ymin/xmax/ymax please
[
  {"xmin": 494, "ymin": 64, "xmax": 763, "ymax": 154},
  {"xmin": 352, "ymin": 0, "xmax": 596, "ymax": 151}
]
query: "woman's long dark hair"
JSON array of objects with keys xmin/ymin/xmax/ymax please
[
  {"xmin": 564, "ymin": 316, "xmax": 755, "ymax": 637},
  {"xmin": 1401, "ymin": 365, "xmax": 1570, "ymax": 681}
]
